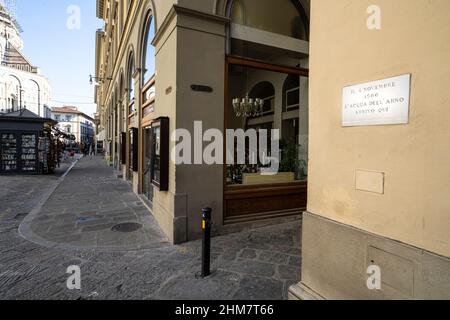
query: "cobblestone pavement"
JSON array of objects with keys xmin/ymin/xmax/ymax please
[
  {"xmin": 0, "ymin": 156, "xmax": 302, "ymax": 300},
  {"xmin": 20, "ymin": 156, "xmax": 169, "ymax": 251},
  {"xmin": 0, "ymin": 159, "xmax": 74, "ymax": 223}
]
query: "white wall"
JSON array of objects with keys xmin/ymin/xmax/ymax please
[{"xmin": 0, "ymin": 65, "xmax": 52, "ymax": 117}]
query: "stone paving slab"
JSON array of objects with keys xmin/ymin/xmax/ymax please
[
  {"xmin": 19, "ymin": 156, "xmax": 170, "ymax": 251},
  {"xmin": 0, "ymin": 155, "xmax": 302, "ymax": 300}
]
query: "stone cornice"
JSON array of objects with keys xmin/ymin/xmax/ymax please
[{"xmin": 152, "ymin": 4, "xmax": 230, "ymax": 47}]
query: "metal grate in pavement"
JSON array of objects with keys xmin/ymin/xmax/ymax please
[{"xmin": 111, "ymin": 222, "xmax": 142, "ymax": 233}]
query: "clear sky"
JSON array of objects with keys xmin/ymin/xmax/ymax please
[{"xmin": 16, "ymin": 0, "xmax": 103, "ymax": 117}]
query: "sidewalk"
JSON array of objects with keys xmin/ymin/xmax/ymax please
[
  {"xmin": 19, "ymin": 156, "xmax": 169, "ymax": 251},
  {"xmin": 0, "ymin": 158, "xmax": 75, "ymax": 222},
  {"xmin": 0, "ymin": 156, "xmax": 301, "ymax": 300}
]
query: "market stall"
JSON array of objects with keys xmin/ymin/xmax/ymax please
[{"xmin": 0, "ymin": 109, "xmax": 59, "ymax": 175}]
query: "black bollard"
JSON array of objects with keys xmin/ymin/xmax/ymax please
[{"xmin": 201, "ymin": 207, "xmax": 212, "ymax": 278}]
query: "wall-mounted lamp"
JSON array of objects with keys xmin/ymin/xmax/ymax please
[{"xmin": 90, "ymin": 75, "xmax": 113, "ymax": 85}]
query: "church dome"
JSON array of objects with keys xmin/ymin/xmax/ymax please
[{"xmin": 0, "ymin": 1, "xmax": 24, "ymax": 52}]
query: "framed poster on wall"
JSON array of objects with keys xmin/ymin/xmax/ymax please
[{"xmin": 151, "ymin": 117, "xmax": 169, "ymax": 191}]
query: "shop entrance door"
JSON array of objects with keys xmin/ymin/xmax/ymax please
[{"xmin": 143, "ymin": 126, "xmax": 154, "ymax": 205}]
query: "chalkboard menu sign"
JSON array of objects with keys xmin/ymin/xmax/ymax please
[{"xmin": 1, "ymin": 133, "xmax": 18, "ymax": 172}]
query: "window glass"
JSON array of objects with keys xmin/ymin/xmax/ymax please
[
  {"xmin": 143, "ymin": 127, "xmax": 154, "ymax": 203},
  {"xmin": 152, "ymin": 126, "xmax": 161, "ymax": 184},
  {"xmin": 226, "ymin": 64, "xmax": 309, "ymax": 186},
  {"xmin": 231, "ymin": 0, "xmax": 308, "ymax": 40},
  {"xmin": 283, "ymin": 74, "xmax": 300, "ymax": 112},
  {"xmin": 128, "ymin": 56, "xmax": 135, "ymax": 103},
  {"xmin": 142, "ymin": 15, "xmax": 156, "ymax": 85}
]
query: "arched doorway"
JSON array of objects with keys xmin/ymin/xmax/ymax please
[{"xmin": 224, "ymin": 0, "xmax": 310, "ymax": 223}]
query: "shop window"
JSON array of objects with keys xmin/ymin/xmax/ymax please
[
  {"xmin": 283, "ymin": 75, "xmax": 300, "ymax": 112},
  {"xmin": 143, "ymin": 126, "xmax": 154, "ymax": 202},
  {"xmin": 129, "ymin": 127, "xmax": 138, "ymax": 173},
  {"xmin": 120, "ymin": 132, "xmax": 127, "ymax": 165},
  {"xmin": 248, "ymin": 81, "xmax": 275, "ymax": 116},
  {"xmin": 226, "ymin": 63, "xmax": 308, "ymax": 186},
  {"xmin": 151, "ymin": 117, "xmax": 169, "ymax": 191}
]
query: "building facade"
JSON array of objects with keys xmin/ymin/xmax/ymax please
[
  {"xmin": 51, "ymin": 106, "xmax": 95, "ymax": 144},
  {"xmin": 0, "ymin": 4, "xmax": 52, "ymax": 118},
  {"xmin": 95, "ymin": 0, "xmax": 450, "ymax": 299}
]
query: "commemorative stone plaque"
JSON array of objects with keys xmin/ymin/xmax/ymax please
[{"xmin": 342, "ymin": 74, "xmax": 411, "ymax": 126}]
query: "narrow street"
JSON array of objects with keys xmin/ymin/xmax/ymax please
[
  {"xmin": 0, "ymin": 156, "xmax": 301, "ymax": 300},
  {"xmin": 0, "ymin": 0, "xmax": 448, "ymax": 306}
]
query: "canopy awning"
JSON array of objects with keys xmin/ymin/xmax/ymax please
[{"xmin": 96, "ymin": 130, "xmax": 106, "ymax": 141}]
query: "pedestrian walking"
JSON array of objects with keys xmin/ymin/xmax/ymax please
[
  {"xmin": 80, "ymin": 142, "xmax": 85, "ymax": 157},
  {"xmin": 83, "ymin": 143, "xmax": 89, "ymax": 157},
  {"xmin": 89, "ymin": 143, "xmax": 94, "ymax": 159}
]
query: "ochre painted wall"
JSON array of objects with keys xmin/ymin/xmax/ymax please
[{"xmin": 308, "ymin": 0, "xmax": 450, "ymax": 257}]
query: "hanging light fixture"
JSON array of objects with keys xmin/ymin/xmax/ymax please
[
  {"xmin": 232, "ymin": 95, "xmax": 264, "ymax": 118},
  {"xmin": 232, "ymin": 67, "xmax": 264, "ymax": 118}
]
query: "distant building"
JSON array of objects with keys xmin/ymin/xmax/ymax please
[
  {"xmin": 51, "ymin": 106, "xmax": 95, "ymax": 143},
  {"xmin": 0, "ymin": 4, "xmax": 52, "ymax": 117}
]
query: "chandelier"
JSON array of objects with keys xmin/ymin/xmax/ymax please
[{"xmin": 232, "ymin": 95, "xmax": 264, "ymax": 118}]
